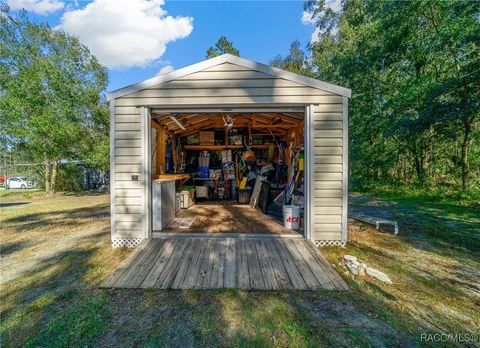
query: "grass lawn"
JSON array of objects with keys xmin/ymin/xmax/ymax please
[{"xmin": 1, "ymin": 190, "xmax": 479, "ymax": 347}]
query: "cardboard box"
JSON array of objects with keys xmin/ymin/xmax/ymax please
[{"xmin": 199, "ymin": 131, "xmax": 214, "ymax": 145}]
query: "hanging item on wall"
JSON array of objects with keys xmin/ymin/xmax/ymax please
[
  {"xmin": 223, "ymin": 114, "xmax": 234, "ymax": 130},
  {"xmin": 242, "ymin": 149, "xmax": 256, "ymax": 163}
]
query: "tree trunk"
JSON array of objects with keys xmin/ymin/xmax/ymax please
[
  {"xmin": 44, "ymin": 153, "xmax": 51, "ymax": 193},
  {"xmin": 51, "ymin": 160, "xmax": 58, "ymax": 194},
  {"xmin": 460, "ymin": 118, "xmax": 473, "ymax": 192}
]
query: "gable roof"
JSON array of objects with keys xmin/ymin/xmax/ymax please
[{"xmin": 107, "ymin": 54, "xmax": 351, "ymax": 101}]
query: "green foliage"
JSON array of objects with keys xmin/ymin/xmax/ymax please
[
  {"xmin": 304, "ymin": 0, "xmax": 480, "ymax": 191},
  {"xmin": 0, "ymin": 6, "xmax": 109, "ymax": 191},
  {"xmin": 271, "ymin": 40, "xmax": 311, "ymax": 76},
  {"xmin": 56, "ymin": 163, "xmax": 84, "ymax": 192},
  {"xmin": 206, "ymin": 36, "xmax": 240, "ymax": 58}
]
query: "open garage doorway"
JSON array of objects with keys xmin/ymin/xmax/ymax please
[{"xmin": 148, "ymin": 107, "xmax": 307, "ymax": 237}]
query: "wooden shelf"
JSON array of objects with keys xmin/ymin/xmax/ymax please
[
  {"xmin": 183, "ymin": 144, "xmax": 274, "ymax": 151},
  {"xmin": 152, "ymin": 174, "xmax": 190, "ymax": 184},
  {"xmin": 250, "ymin": 145, "xmax": 274, "ymax": 150},
  {"xmin": 184, "ymin": 145, "xmax": 242, "ymax": 150}
]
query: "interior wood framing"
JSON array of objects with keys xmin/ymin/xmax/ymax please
[{"xmin": 151, "ymin": 111, "xmax": 305, "ymax": 139}]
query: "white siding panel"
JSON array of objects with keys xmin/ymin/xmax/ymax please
[
  {"xmin": 314, "ymin": 146, "xmax": 342, "ymax": 155},
  {"xmin": 116, "ymin": 148, "xmax": 141, "ymax": 156},
  {"xmin": 115, "ymin": 131, "xmax": 141, "ymax": 139},
  {"xmin": 313, "ymin": 215, "xmax": 342, "ymax": 223},
  {"xmin": 314, "ymin": 180, "xmax": 342, "ymax": 189},
  {"xmin": 115, "ymin": 188, "xmax": 142, "ymax": 197},
  {"xmin": 313, "ymin": 206, "xmax": 342, "ymax": 214},
  {"xmin": 313, "ymin": 138, "xmax": 342, "ymax": 147},
  {"xmin": 115, "ymin": 122, "xmax": 140, "ymax": 131},
  {"xmin": 156, "ymin": 79, "xmax": 310, "ymax": 89},
  {"xmin": 313, "ymin": 224, "xmax": 342, "ymax": 232},
  {"xmin": 314, "ymin": 189, "xmax": 342, "ymax": 198},
  {"xmin": 116, "ymin": 114, "xmax": 140, "ymax": 123},
  {"xmin": 115, "ymin": 196, "xmax": 142, "ymax": 206},
  {"xmin": 115, "ymin": 106, "xmax": 139, "ymax": 115},
  {"xmin": 314, "ymin": 104, "xmax": 343, "ymax": 113},
  {"xmin": 313, "ymin": 120, "xmax": 343, "ymax": 130},
  {"xmin": 116, "ymin": 205, "xmax": 142, "ymax": 214},
  {"xmin": 116, "ymin": 139, "xmax": 141, "ymax": 148},
  {"xmin": 311, "ymin": 102, "xmax": 345, "ymax": 243},
  {"xmin": 115, "ymin": 95, "xmax": 343, "ymax": 106},
  {"xmin": 313, "ymin": 130, "xmax": 343, "ymax": 138},
  {"xmin": 313, "ymin": 171, "xmax": 343, "ymax": 180},
  {"xmin": 202, "ymin": 63, "xmax": 252, "ymax": 71},
  {"xmin": 313, "ymin": 163, "xmax": 342, "ymax": 173},
  {"xmin": 130, "ymin": 87, "xmax": 334, "ymax": 98},
  {"xmin": 314, "ymin": 155, "xmax": 342, "ymax": 164},
  {"xmin": 313, "ymin": 112, "xmax": 343, "ymax": 121},
  {"xmin": 313, "ymin": 198, "xmax": 342, "ymax": 206},
  {"xmin": 177, "ymin": 70, "xmax": 274, "ymax": 80},
  {"xmin": 116, "ymin": 213, "xmax": 142, "ymax": 222},
  {"xmin": 116, "ymin": 181, "xmax": 142, "ymax": 189},
  {"xmin": 115, "ymin": 221, "xmax": 142, "ymax": 230},
  {"xmin": 115, "ymin": 156, "xmax": 141, "ymax": 165},
  {"xmin": 115, "ymin": 173, "xmax": 141, "ymax": 180},
  {"xmin": 116, "ymin": 164, "xmax": 141, "ymax": 173}
]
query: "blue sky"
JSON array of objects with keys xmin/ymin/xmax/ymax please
[{"xmin": 8, "ymin": 0, "xmax": 317, "ymax": 92}]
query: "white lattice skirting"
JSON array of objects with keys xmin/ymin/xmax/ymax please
[
  {"xmin": 314, "ymin": 240, "xmax": 346, "ymax": 247},
  {"xmin": 112, "ymin": 238, "xmax": 144, "ymax": 248}
]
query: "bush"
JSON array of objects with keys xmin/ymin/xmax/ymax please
[{"xmin": 56, "ymin": 163, "xmax": 85, "ymax": 192}]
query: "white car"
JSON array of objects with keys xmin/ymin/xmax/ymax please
[{"xmin": 5, "ymin": 177, "xmax": 32, "ymax": 189}]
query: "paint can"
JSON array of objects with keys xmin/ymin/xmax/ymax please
[{"xmin": 283, "ymin": 205, "xmax": 301, "ymax": 229}]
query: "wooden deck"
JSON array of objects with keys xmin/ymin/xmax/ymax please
[{"xmin": 101, "ymin": 236, "xmax": 348, "ymax": 291}]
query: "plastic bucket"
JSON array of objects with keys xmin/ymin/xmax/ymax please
[{"xmin": 283, "ymin": 205, "xmax": 301, "ymax": 229}]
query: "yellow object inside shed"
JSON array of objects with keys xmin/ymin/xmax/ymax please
[{"xmin": 239, "ymin": 177, "xmax": 247, "ymax": 189}]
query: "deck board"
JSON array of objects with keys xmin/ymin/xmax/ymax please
[{"xmin": 101, "ymin": 236, "xmax": 347, "ymax": 291}]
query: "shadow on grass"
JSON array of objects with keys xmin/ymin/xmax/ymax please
[
  {"xmin": 0, "ymin": 202, "xmax": 30, "ymax": 208},
  {"xmin": 0, "ymin": 240, "xmax": 32, "ymax": 257},
  {"xmin": 2, "ymin": 203, "xmax": 110, "ymax": 233}
]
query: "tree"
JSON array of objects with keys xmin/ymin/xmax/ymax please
[
  {"xmin": 0, "ymin": 5, "xmax": 108, "ymax": 193},
  {"xmin": 271, "ymin": 40, "xmax": 310, "ymax": 76},
  {"xmin": 206, "ymin": 36, "xmax": 240, "ymax": 58},
  {"xmin": 306, "ymin": 0, "xmax": 479, "ymax": 191}
]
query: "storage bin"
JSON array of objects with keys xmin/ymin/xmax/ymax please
[
  {"xmin": 237, "ymin": 189, "xmax": 252, "ymax": 204},
  {"xmin": 199, "ymin": 166, "xmax": 209, "ymax": 178},
  {"xmin": 199, "ymin": 131, "xmax": 214, "ymax": 145},
  {"xmin": 179, "ymin": 188, "xmax": 195, "ymax": 209},
  {"xmin": 195, "ymin": 186, "xmax": 209, "ymax": 199}
]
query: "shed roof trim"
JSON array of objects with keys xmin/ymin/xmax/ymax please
[{"xmin": 107, "ymin": 54, "xmax": 351, "ymax": 101}]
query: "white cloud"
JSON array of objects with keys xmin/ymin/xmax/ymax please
[
  {"xmin": 302, "ymin": 0, "xmax": 342, "ymax": 43},
  {"xmin": 301, "ymin": 10, "xmax": 315, "ymax": 25},
  {"xmin": 310, "ymin": 27, "xmax": 321, "ymax": 43},
  {"xmin": 326, "ymin": 0, "xmax": 342, "ymax": 13},
  {"xmin": 58, "ymin": 0, "xmax": 193, "ymax": 69},
  {"xmin": 7, "ymin": 0, "xmax": 65, "ymax": 15},
  {"xmin": 156, "ymin": 65, "xmax": 175, "ymax": 75}
]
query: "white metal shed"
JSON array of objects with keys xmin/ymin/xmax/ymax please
[{"xmin": 107, "ymin": 54, "xmax": 351, "ymax": 248}]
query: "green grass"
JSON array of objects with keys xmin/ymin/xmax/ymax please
[
  {"xmin": 0, "ymin": 188, "xmax": 42, "ymax": 198},
  {"xmin": 1, "ymin": 191, "xmax": 479, "ymax": 347}
]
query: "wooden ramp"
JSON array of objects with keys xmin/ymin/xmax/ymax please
[{"xmin": 100, "ymin": 236, "xmax": 348, "ymax": 291}]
